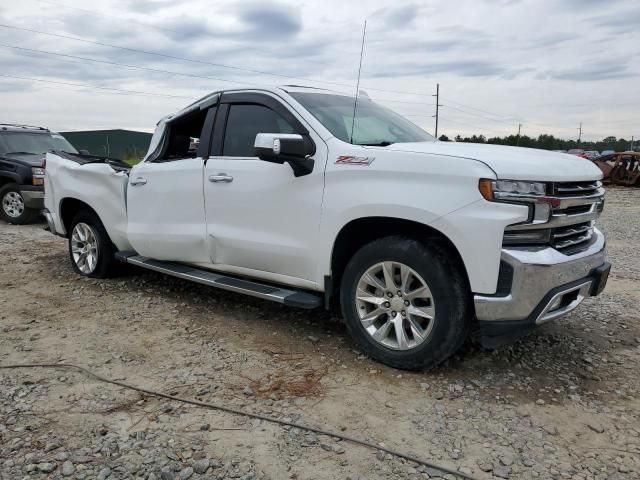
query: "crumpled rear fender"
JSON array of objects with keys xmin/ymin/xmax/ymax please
[{"xmin": 44, "ymin": 152, "xmax": 132, "ymax": 251}]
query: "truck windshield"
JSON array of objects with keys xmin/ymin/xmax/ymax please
[
  {"xmin": 0, "ymin": 132, "xmax": 78, "ymax": 155},
  {"xmin": 290, "ymin": 92, "xmax": 435, "ymax": 145}
]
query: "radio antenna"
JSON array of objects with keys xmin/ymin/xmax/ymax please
[{"xmin": 349, "ymin": 20, "xmax": 367, "ymax": 144}]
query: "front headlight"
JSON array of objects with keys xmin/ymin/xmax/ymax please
[
  {"xmin": 479, "ymin": 178, "xmax": 557, "ymax": 224},
  {"xmin": 478, "ymin": 179, "xmax": 547, "ymax": 200}
]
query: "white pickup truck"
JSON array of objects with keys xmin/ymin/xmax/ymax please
[{"xmin": 43, "ymin": 86, "xmax": 610, "ymax": 370}]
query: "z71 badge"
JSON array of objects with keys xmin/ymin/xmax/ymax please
[{"xmin": 335, "ymin": 155, "xmax": 375, "ymax": 165}]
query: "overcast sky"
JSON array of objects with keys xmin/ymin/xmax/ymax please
[{"xmin": 1, "ymin": 0, "xmax": 638, "ymax": 141}]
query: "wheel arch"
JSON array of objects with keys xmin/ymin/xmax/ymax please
[
  {"xmin": 59, "ymin": 197, "xmax": 101, "ymax": 236},
  {"xmin": 0, "ymin": 173, "xmax": 21, "ymax": 187},
  {"xmin": 327, "ymin": 216, "xmax": 471, "ymax": 312}
]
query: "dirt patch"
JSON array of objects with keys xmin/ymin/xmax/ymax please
[{"xmin": 1, "ymin": 187, "xmax": 639, "ymax": 479}]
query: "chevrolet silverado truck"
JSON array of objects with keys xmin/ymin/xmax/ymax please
[
  {"xmin": 43, "ymin": 86, "xmax": 610, "ymax": 370},
  {"xmin": 0, "ymin": 124, "xmax": 80, "ymax": 224}
]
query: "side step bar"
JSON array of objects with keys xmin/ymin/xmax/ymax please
[{"xmin": 115, "ymin": 252, "xmax": 322, "ymax": 309}]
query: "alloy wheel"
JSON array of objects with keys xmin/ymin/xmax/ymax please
[
  {"xmin": 355, "ymin": 261, "xmax": 436, "ymax": 350},
  {"xmin": 71, "ymin": 222, "xmax": 99, "ymax": 274},
  {"xmin": 2, "ymin": 191, "xmax": 25, "ymax": 218}
]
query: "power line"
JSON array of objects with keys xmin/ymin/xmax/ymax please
[
  {"xmin": 0, "ymin": 23, "xmax": 435, "ymax": 97},
  {"xmin": 33, "ymin": 0, "xmax": 368, "ymax": 58},
  {"xmin": 34, "ymin": 0, "xmax": 182, "ymax": 35},
  {"xmin": 31, "ymin": 3, "xmax": 437, "ymax": 98},
  {"xmin": 441, "ymin": 103, "xmax": 516, "ymax": 126},
  {"xmin": 24, "ymin": 5, "xmax": 637, "ymax": 133},
  {"xmin": 0, "ymin": 43, "xmax": 439, "ymax": 109},
  {"xmin": 0, "ymin": 43, "xmax": 269, "ymax": 88},
  {"xmin": 440, "ymin": 97, "xmax": 518, "ymax": 122},
  {"xmin": 441, "ymin": 100, "xmax": 590, "ymax": 134},
  {"xmin": 1, "ymin": 25, "xmax": 632, "ymax": 139},
  {"xmin": 31, "ymin": 0, "xmax": 315, "ymax": 62},
  {"xmin": 436, "ymin": 116, "xmax": 508, "ymax": 136},
  {"xmin": 0, "ymin": 73, "xmax": 193, "ymax": 99}
]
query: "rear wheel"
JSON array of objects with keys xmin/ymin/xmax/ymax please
[
  {"xmin": 340, "ymin": 236, "xmax": 471, "ymax": 371},
  {"xmin": 68, "ymin": 210, "xmax": 117, "ymax": 278},
  {"xmin": 0, "ymin": 183, "xmax": 36, "ymax": 224}
]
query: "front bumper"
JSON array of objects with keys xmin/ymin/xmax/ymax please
[
  {"xmin": 474, "ymin": 228, "xmax": 608, "ymax": 347},
  {"xmin": 19, "ymin": 186, "xmax": 44, "ymax": 209}
]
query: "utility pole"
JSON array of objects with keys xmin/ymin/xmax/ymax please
[
  {"xmin": 432, "ymin": 83, "xmax": 442, "ymax": 138},
  {"xmin": 631, "ymin": 136, "xmax": 635, "ymax": 151},
  {"xmin": 516, "ymin": 123, "xmax": 522, "ymax": 146},
  {"xmin": 577, "ymin": 122, "xmax": 582, "ymax": 144}
]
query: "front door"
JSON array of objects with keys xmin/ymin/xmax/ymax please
[
  {"xmin": 126, "ymin": 114, "xmax": 213, "ymax": 263},
  {"xmin": 203, "ymin": 94, "xmax": 326, "ymax": 286}
]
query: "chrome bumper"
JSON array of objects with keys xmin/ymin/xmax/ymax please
[{"xmin": 474, "ymin": 228, "xmax": 607, "ymax": 325}]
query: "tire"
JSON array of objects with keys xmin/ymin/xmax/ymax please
[
  {"xmin": 340, "ymin": 236, "xmax": 471, "ymax": 371},
  {"xmin": 0, "ymin": 183, "xmax": 36, "ymax": 224},
  {"xmin": 68, "ymin": 210, "xmax": 117, "ymax": 278}
]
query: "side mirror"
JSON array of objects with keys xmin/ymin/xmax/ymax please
[{"xmin": 254, "ymin": 133, "xmax": 315, "ymax": 177}]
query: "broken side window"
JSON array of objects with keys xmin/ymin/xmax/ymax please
[{"xmin": 157, "ymin": 108, "xmax": 209, "ymax": 162}]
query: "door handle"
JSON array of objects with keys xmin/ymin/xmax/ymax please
[
  {"xmin": 209, "ymin": 174, "xmax": 233, "ymax": 183},
  {"xmin": 130, "ymin": 177, "xmax": 147, "ymax": 186}
]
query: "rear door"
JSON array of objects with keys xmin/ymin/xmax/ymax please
[
  {"xmin": 203, "ymin": 92, "xmax": 327, "ymax": 287},
  {"xmin": 126, "ymin": 108, "xmax": 216, "ymax": 263}
]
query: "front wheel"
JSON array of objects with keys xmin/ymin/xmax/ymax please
[
  {"xmin": 340, "ymin": 236, "xmax": 471, "ymax": 371},
  {"xmin": 0, "ymin": 183, "xmax": 36, "ymax": 224},
  {"xmin": 68, "ymin": 210, "xmax": 117, "ymax": 278}
]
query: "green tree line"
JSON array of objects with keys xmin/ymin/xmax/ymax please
[{"xmin": 438, "ymin": 134, "xmax": 636, "ymax": 152}]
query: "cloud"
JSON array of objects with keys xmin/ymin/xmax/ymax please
[
  {"xmin": 370, "ymin": 59, "xmax": 507, "ymax": 78},
  {"xmin": 236, "ymin": 2, "xmax": 302, "ymax": 38},
  {"xmin": 370, "ymin": 4, "xmax": 422, "ymax": 27},
  {"xmin": 0, "ymin": 0, "xmax": 637, "ymax": 139},
  {"xmin": 559, "ymin": 0, "xmax": 621, "ymax": 8},
  {"xmin": 156, "ymin": 16, "xmax": 214, "ymax": 42},
  {"xmin": 547, "ymin": 60, "xmax": 633, "ymax": 81},
  {"xmin": 123, "ymin": 0, "xmax": 174, "ymax": 14},
  {"xmin": 524, "ymin": 32, "xmax": 576, "ymax": 49},
  {"xmin": 588, "ymin": 8, "xmax": 640, "ymax": 33}
]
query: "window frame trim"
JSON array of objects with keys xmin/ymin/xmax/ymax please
[{"xmin": 211, "ymin": 92, "xmax": 315, "ymax": 160}]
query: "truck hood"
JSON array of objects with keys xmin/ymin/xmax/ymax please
[
  {"xmin": 1, "ymin": 152, "xmax": 45, "ymax": 167},
  {"xmin": 377, "ymin": 141, "xmax": 602, "ymax": 182}
]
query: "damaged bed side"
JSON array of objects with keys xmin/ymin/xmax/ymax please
[{"xmin": 43, "ymin": 150, "xmax": 133, "ymax": 251}]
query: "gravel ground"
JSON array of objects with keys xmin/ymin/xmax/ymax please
[{"xmin": 1, "ymin": 187, "xmax": 639, "ymax": 480}]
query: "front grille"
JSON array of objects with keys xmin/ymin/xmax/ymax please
[
  {"xmin": 553, "ymin": 180, "xmax": 601, "ymax": 197},
  {"xmin": 503, "ymin": 180, "xmax": 603, "ymax": 255},
  {"xmin": 556, "ymin": 204, "xmax": 592, "ymax": 216},
  {"xmin": 551, "ymin": 221, "xmax": 594, "ymax": 251},
  {"xmin": 548, "ymin": 180, "xmax": 602, "ymax": 253}
]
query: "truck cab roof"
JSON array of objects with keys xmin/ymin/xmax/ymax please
[{"xmin": 0, "ymin": 124, "xmax": 51, "ymax": 134}]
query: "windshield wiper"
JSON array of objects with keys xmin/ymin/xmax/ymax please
[
  {"xmin": 358, "ymin": 141, "xmax": 394, "ymax": 147},
  {"xmin": 4, "ymin": 151, "xmax": 38, "ymax": 155}
]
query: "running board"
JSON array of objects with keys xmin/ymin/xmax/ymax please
[{"xmin": 114, "ymin": 252, "xmax": 322, "ymax": 309}]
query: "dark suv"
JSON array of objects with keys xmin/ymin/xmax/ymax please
[{"xmin": 0, "ymin": 124, "xmax": 79, "ymax": 224}]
